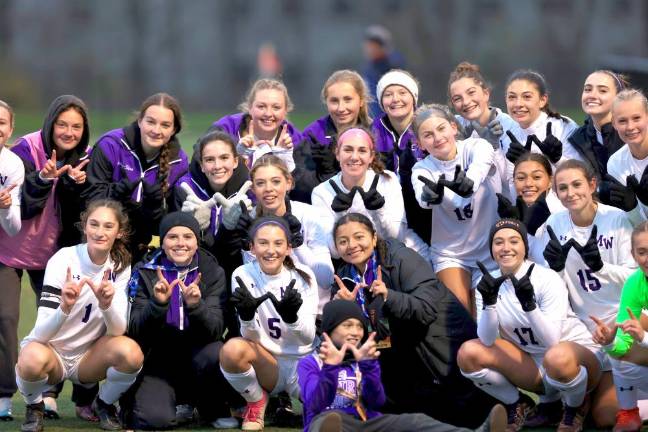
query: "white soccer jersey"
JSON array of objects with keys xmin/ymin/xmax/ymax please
[
  {"xmin": 478, "ymin": 261, "xmax": 595, "ymax": 356},
  {"xmin": 232, "ymin": 260, "xmax": 318, "ymax": 358},
  {"xmin": 311, "ymin": 169, "xmax": 430, "ymax": 259},
  {"xmin": 411, "ymin": 137, "xmax": 501, "ymax": 265},
  {"xmin": 0, "ymin": 148, "xmax": 24, "ymax": 236},
  {"xmin": 540, "ymin": 204, "xmax": 636, "ymax": 333},
  {"xmin": 22, "ymin": 244, "xmax": 130, "ymax": 358},
  {"xmin": 243, "ymin": 200, "xmax": 335, "ymax": 313},
  {"xmin": 501, "ymin": 113, "xmax": 580, "ymax": 196},
  {"xmin": 606, "ymin": 145, "xmax": 648, "ymax": 226}
]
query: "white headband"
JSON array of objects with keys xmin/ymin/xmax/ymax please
[{"xmin": 376, "ymin": 70, "xmax": 419, "ymax": 111}]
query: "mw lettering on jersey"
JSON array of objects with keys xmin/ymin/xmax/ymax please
[{"xmin": 0, "ymin": 175, "xmax": 7, "ymax": 185}]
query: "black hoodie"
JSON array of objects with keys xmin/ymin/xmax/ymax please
[
  {"xmin": 568, "ymin": 116, "xmax": 625, "ymax": 180},
  {"xmin": 15, "ymin": 95, "xmax": 90, "ymax": 248}
]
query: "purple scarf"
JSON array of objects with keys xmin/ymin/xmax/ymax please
[{"xmin": 159, "ymin": 255, "xmax": 200, "ymax": 330}]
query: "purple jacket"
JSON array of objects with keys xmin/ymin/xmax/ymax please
[
  {"xmin": 211, "ymin": 112, "xmax": 302, "ymax": 148},
  {"xmin": 298, "ymin": 354, "xmax": 384, "ymax": 431},
  {"xmin": 301, "ymin": 115, "xmax": 337, "ymax": 147},
  {"xmin": 371, "ymin": 114, "xmax": 424, "ymax": 173},
  {"xmin": 86, "ymin": 123, "xmax": 188, "ymax": 203}
]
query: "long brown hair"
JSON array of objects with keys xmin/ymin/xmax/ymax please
[
  {"xmin": 250, "ymin": 154, "xmax": 293, "ymax": 218},
  {"xmin": 79, "ymin": 199, "xmax": 131, "ymax": 274},
  {"xmin": 137, "ymin": 93, "xmax": 183, "ymax": 198}
]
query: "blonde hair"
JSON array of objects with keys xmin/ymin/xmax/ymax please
[
  {"xmin": 612, "ymin": 88, "xmax": 648, "ymax": 115},
  {"xmin": 238, "ymin": 78, "xmax": 294, "ymax": 113},
  {"xmin": 321, "ymin": 70, "xmax": 372, "ymax": 128},
  {"xmin": 0, "ymin": 100, "xmax": 14, "ymax": 127}
]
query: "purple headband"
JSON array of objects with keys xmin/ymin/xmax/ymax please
[{"xmin": 248, "ymin": 217, "xmax": 291, "ymax": 241}]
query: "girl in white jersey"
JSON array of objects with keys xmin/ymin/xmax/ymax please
[
  {"xmin": 448, "ymin": 61, "xmax": 516, "ymax": 193},
  {"xmin": 0, "ymin": 100, "xmax": 24, "ymax": 422},
  {"xmin": 458, "ymin": 219, "xmax": 598, "ymax": 432},
  {"xmin": 411, "ymin": 103, "xmax": 501, "ymax": 315},
  {"xmin": 502, "ymin": 69, "xmax": 580, "ymax": 195},
  {"xmin": 246, "ymin": 154, "xmax": 334, "ymax": 312},
  {"xmin": 606, "ymin": 89, "xmax": 648, "ymax": 226},
  {"xmin": 310, "ymin": 127, "xmax": 430, "ymax": 259},
  {"xmin": 220, "ymin": 216, "xmax": 318, "ymax": 431},
  {"xmin": 539, "ymin": 159, "xmax": 637, "ymax": 429},
  {"xmin": 16, "ymin": 199, "xmax": 143, "ymax": 432}
]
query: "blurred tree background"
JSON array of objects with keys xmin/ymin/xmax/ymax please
[{"xmin": 0, "ymin": 0, "xmax": 647, "ymax": 132}]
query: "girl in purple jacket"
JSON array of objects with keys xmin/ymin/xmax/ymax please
[
  {"xmin": 298, "ymin": 300, "xmax": 507, "ymax": 432},
  {"xmin": 84, "ymin": 93, "xmax": 189, "ymax": 263}
]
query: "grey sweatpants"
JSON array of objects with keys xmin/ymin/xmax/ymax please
[{"xmin": 308, "ymin": 410, "xmax": 475, "ymax": 432}]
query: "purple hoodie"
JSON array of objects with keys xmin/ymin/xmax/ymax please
[
  {"xmin": 298, "ymin": 354, "xmax": 384, "ymax": 431},
  {"xmin": 211, "ymin": 113, "xmax": 302, "ymax": 148},
  {"xmin": 301, "ymin": 115, "xmax": 337, "ymax": 147},
  {"xmin": 371, "ymin": 114, "xmax": 424, "ymax": 173}
]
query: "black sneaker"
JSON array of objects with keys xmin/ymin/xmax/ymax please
[
  {"xmin": 524, "ymin": 399, "xmax": 563, "ymax": 427},
  {"xmin": 92, "ymin": 396, "xmax": 121, "ymax": 431},
  {"xmin": 21, "ymin": 402, "xmax": 44, "ymax": 432},
  {"xmin": 504, "ymin": 393, "xmax": 535, "ymax": 432}
]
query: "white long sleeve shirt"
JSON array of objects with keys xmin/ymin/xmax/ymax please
[
  {"xmin": 311, "ymin": 169, "xmax": 430, "ymax": 259},
  {"xmin": 478, "ymin": 261, "xmax": 594, "ymax": 356},
  {"xmin": 411, "ymin": 137, "xmax": 501, "ymax": 266},
  {"xmin": 22, "ymin": 244, "xmax": 131, "ymax": 358},
  {"xmin": 606, "ymin": 144, "xmax": 648, "ymax": 227},
  {"xmin": 0, "ymin": 148, "xmax": 24, "ymax": 236},
  {"xmin": 539, "ymin": 204, "xmax": 636, "ymax": 333},
  {"xmin": 232, "ymin": 260, "xmax": 318, "ymax": 359}
]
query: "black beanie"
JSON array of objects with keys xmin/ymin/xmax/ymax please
[
  {"xmin": 489, "ymin": 218, "xmax": 529, "ymax": 259},
  {"xmin": 321, "ymin": 300, "xmax": 369, "ymax": 343},
  {"xmin": 159, "ymin": 211, "xmax": 201, "ymax": 241}
]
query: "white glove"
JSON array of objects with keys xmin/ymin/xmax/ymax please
[
  {"xmin": 213, "ymin": 180, "xmax": 253, "ymax": 230},
  {"xmin": 180, "ymin": 183, "xmax": 216, "ymax": 230}
]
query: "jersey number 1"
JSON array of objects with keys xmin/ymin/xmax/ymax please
[{"xmin": 81, "ymin": 304, "xmax": 92, "ymax": 323}]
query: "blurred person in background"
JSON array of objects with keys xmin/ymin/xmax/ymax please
[{"xmin": 362, "ymin": 25, "xmax": 406, "ymax": 119}]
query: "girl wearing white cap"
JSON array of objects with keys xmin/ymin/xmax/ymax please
[{"xmin": 372, "ymin": 69, "xmax": 432, "ymax": 244}]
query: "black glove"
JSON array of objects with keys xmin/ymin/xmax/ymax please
[
  {"xmin": 496, "ymin": 193, "xmax": 521, "ymax": 220},
  {"xmin": 519, "ymin": 192, "xmax": 551, "ymax": 234},
  {"xmin": 571, "ymin": 225, "xmax": 603, "ymax": 272},
  {"xmin": 598, "ymin": 174, "xmax": 637, "ymax": 212},
  {"xmin": 232, "ymin": 277, "xmax": 271, "ymax": 321},
  {"xmin": 234, "ymin": 201, "xmax": 254, "ymax": 251},
  {"xmin": 142, "ymin": 180, "xmax": 164, "ymax": 204},
  {"xmin": 438, "ymin": 165, "xmax": 474, "ymax": 198},
  {"xmin": 329, "ymin": 180, "xmax": 358, "ymax": 212},
  {"xmin": 532, "ymin": 123, "xmax": 562, "ymax": 164},
  {"xmin": 283, "ymin": 198, "xmax": 304, "ymax": 248},
  {"xmin": 543, "ymin": 225, "xmax": 574, "ymax": 272},
  {"xmin": 267, "ymin": 279, "xmax": 302, "ymax": 324},
  {"xmin": 357, "ymin": 175, "xmax": 385, "ymax": 210},
  {"xmin": 505, "ymin": 131, "xmax": 533, "ymax": 163},
  {"xmin": 110, "ymin": 166, "xmax": 142, "ymax": 201},
  {"xmin": 626, "ymin": 165, "xmax": 648, "ymax": 206},
  {"xmin": 418, "ymin": 174, "xmax": 444, "ymax": 205},
  {"xmin": 510, "ymin": 263, "xmax": 536, "ymax": 312},
  {"xmin": 309, "ymin": 133, "xmax": 339, "ymax": 178},
  {"xmin": 476, "ymin": 261, "xmax": 507, "ymax": 308}
]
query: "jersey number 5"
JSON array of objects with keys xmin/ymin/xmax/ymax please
[{"xmin": 268, "ymin": 318, "xmax": 281, "ymax": 339}]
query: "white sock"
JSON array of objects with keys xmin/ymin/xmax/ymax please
[
  {"xmin": 16, "ymin": 372, "xmax": 49, "ymax": 405},
  {"xmin": 613, "ymin": 369, "xmax": 639, "ymax": 410},
  {"xmin": 98, "ymin": 366, "xmax": 140, "ymax": 405},
  {"xmin": 461, "ymin": 368, "xmax": 519, "ymax": 404},
  {"xmin": 221, "ymin": 366, "xmax": 264, "ymax": 403},
  {"xmin": 545, "ymin": 365, "xmax": 587, "ymax": 408}
]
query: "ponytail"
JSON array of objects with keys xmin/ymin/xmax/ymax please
[{"xmin": 284, "ymin": 255, "xmax": 312, "ymax": 286}]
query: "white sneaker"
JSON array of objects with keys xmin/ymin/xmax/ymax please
[
  {"xmin": 211, "ymin": 416, "xmax": 240, "ymax": 429},
  {"xmin": 0, "ymin": 397, "xmax": 12, "ymax": 420}
]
